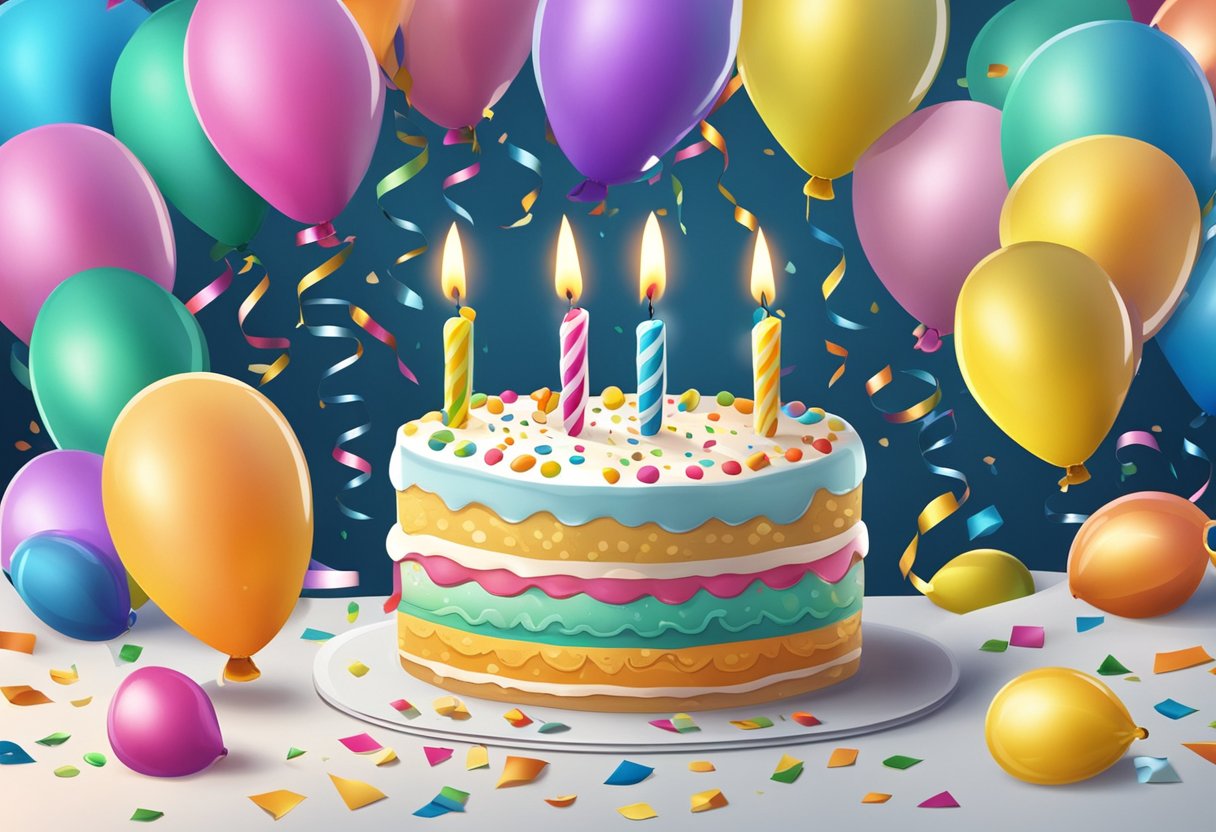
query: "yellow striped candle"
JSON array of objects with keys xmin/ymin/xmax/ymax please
[
  {"xmin": 750, "ymin": 228, "xmax": 780, "ymax": 438},
  {"xmin": 441, "ymin": 224, "xmax": 474, "ymax": 428}
]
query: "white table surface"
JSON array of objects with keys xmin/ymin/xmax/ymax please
[{"xmin": 3, "ymin": 569, "xmax": 1213, "ymax": 831}]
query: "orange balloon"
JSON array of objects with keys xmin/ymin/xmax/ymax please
[
  {"xmin": 1155, "ymin": 0, "xmax": 1216, "ymax": 93},
  {"xmin": 102, "ymin": 373, "xmax": 313, "ymax": 681},
  {"xmin": 1068, "ymin": 491, "xmax": 1212, "ymax": 618},
  {"xmin": 342, "ymin": 0, "xmax": 416, "ymax": 69}
]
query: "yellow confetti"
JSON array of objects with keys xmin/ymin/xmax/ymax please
[
  {"xmin": 365, "ymin": 272, "xmax": 379, "ymax": 284},
  {"xmin": 466, "ymin": 745, "xmax": 489, "ymax": 770},
  {"xmin": 862, "ymin": 792, "xmax": 892, "ymax": 804},
  {"xmin": 545, "ymin": 795, "xmax": 577, "ymax": 808},
  {"xmin": 70, "ymin": 696, "xmax": 93, "ymax": 708},
  {"xmin": 878, "ymin": 437, "xmax": 890, "ymax": 448},
  {"xmin": 49, "ymin": 665, "xmax": 79, "ymax": 685},
  {"xmin": 828, "ymin": 747, "xmax": 859, "ymax": 768},
  {"xmin": 870, "ymin": 301, "xmax": 879, "ymax": 313},
  {"xmin": 618, "ymin": 803, "xmax": 658, "ymax": 821},
  {"xmin": 763, "ymin": 148, "xmax": 776, "ymax": 156},
  {"xmin": 347, "ymin": 661, "xmax": 369, "ymax": 677},
  {"xmin": 328, "ymin": 774, "xmax": 386, "ymax": 810},
  {"xmin": 248, "ymin": 790, "xmax": 307, "ymax": 820},
  {"xmin": 1, "ymin": 685, "xmax": 52, "ymax": 706},
  {"xmin": 433, "ymin": 695, "xmax": 470, "ymax": 720},
  {"xmin": 371, "ymin": 747, "xmax": 397, "ymax": 766},
  {"xmin": 497, "ymin": 755, "xmax": 549, "ymax": 788},
  {"xmin": 503, "ymin": 707, "xmax": 532, "ymax": 727},
  {"xmin": 688, "ymin": 761, "xmax": 716, "ymax": 772},
  {"xmin": 690, "ymin": 789, "xmax": 729, "ymax": 813}
]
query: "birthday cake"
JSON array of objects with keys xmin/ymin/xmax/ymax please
[{"xmin": 387, "ymin": 389, "xmax": 867, "ymax": 712}]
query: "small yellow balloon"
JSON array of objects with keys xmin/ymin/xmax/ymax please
[
  {"xmin": 986, "ymin": 668, "xmax": 1147, "ymax": 785},
  {"xmin": 1001, "ymin": 136, "xmax": 1201, "ymax": 338},
  {"xmin": 737, "ymin": 0, "xmax": 948, "ymax": 193},
  {"xmin": 956, "ymin": 242, "xmax": 1139, "ymax": 487},
  {"xmin": 923, "ymin": 549, "xmax": 1035, "ymax": 614}
]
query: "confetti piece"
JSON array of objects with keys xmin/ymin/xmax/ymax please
[
  {"xmin": 328, "ymin": 774, "xmax": 387, "ymax": 810},
  {"xmin": 338, "ymin": 733, "xmax": 382, "ymax": 754},
  {"xmin": 1076, "ymin": 616, "xmax": 1104, "ymax": 633},
  {"xmin": 672, "ymin": 713, "xmax": 699, "ymax": 733},
  {"xmin": 300, "ymin": 628, "xmax": 335, "ymax": 642},
  {"xmin": 771, "ymin": 754, "xmax": 803, "ymax": 784},
  {"xmin": 503, "ymin": 707, "xmax": 533, "ymax": 727},
  {"xmin": 131, "ymin": 809, "xmax": 164, "ymax": 822},
  {"xmin": 987, "ymin": 63, "xmax": 1008, "ymax": 78},
  {"xmin": 467, "ymin": 745, "xmax": 489, "ymax": 770},
  {"xmin": 413, "ymin": 786, "xmax": 470, "ymax": 818},
  {"xmin": 54, "ymin": 765, "xmax": 79, "ymax": 778},
  {"xmin": 618, "ymin": 803, "xmax": 657, "ymax": 821},
  {"xmin": 346, "ymin": 601, "xmax": 360, "ymax": 623},
  {"xmin": 790, "ymin": 712, "xmax": 820, "ymax": 727},
  {"xmin": 918, "ymin": 791, "xmax": 959, "ymax": 808},
  {"xmin": 49, "ymin": 665, "xmax": 78, "ymax": 685},
  {"xmin": 730, "ymin": 716, "xmax": 774, "ymax": 730},
  {"xmin": 878, "ymin": 437, "xmax": 889, "ymax": 447},
  {"xmin": 347, "ymin": 661, "xmax": 371, "ymax": 678},
  {"xmin": 538, "ymin": 721, "xmax": 570, "ymax": 734},
  {"xmin": 1154, "ymin": 646, "xmax": 1214, "ymax": 673},
  {"xmin": 70, "ymin": 697, "xmax": 92, "ymax": 708},
  {"xmin": 0, "ymin": 741, "xmax": 34, "ymax": 765},
  {"xmin": 287, "ymin": 747, "xmax": 306, "ymax": 760},
  {"xmin": 0, "ymin": 631, "xmax": 36, "ymax": 654},
  {"xmin": 649, "ymin": 718, "xmax": 678, "ymax": 733},
  {"xmin": 966, "ymin": 505, "xmax": 1004, "ymax": 540},
  {"xmin": 1009, "ymin": 626, "xmax": 1044, "ymax": 648},
  {"xmin": 1183, "ymin": 743, "xmax": 1216, "ymax": 765},
  {"xmin": 688, "ymin": 761, "xmax": 715, "ymax": 772},
  {"xmin": 690, "ymin": 789, "xmax": 728, "ymax": 813},
  {"xmin": 36, "ymin": 732, "xmax": 70, "ymax": 747},
  {"xmin": 1098, "ymin": 655, "xmax": 1132, "ymax": 676},
  {"xmin": 980, "ymin": 639, "xmax": 1008, "ymax": 653},
  {"xmin": 1125, "ymin": 676, "xmax": 1141, "ymax": 682},
  {"xmin": 862, "ymin": 793, "xmax": 892, "ymax": 804},
  {"xmin": 763, "ymin": 148, "xmax": 775, "ymax": 156},
  {"xmin": 1134, "ymin": 756, "xmax": 1181, "ymax": 784},
  {"xmin": 828, "ymin": 748, "xmax": 859, "ymax": 768},
  {"xmin": 883, "ymin": 755, "xmax": 922, "ymax": 770},
  {"xmin": 389, "ymin": 698, "xmax": 420, "ymax": 718},
  {"xmin": 497, "ymin": 755, "xmax": 549, "ymax": 788},
  {"xmin": 83, "ymin": 752, "xmax": 106, "ymax": 767},
  {"xmin": 545, "ymin": 795, "xmax": 577, "ymax": 808},
  {"xmin": 118, "ymin": 643, "xmax": 143, "ymax": 663},
  {"xmin": 605, "ymin": 759, "xmax": 654, "ymax": 785},
  {"xmin": 433, "ymin": 695, "xmax": 470, "ymax": 719},
  {"xmin": 249, "ymin": 790, "xmax": 307, "ymax": 820},
  {"xmin": 424, "ymin": 746, "xmax": 453, "ymax": 766},
  {"xmin": 1155, "ymin": 698, "xmax": 1198, "ymax": 720},
  {"xmin": 784, "ymin": 261, "xmax": 796, "ymax": 274},
  {"xmin": 1, "ymin": 685, "xmax": 51, "ymax": 706},
  {"xmin": 371, "ymin": 747, "xmax": 397, "ymax": 766}
]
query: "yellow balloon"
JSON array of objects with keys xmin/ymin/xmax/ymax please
[
  {"xmin": 955, "ymin": 242, "xmax": 1139, "ymax": 487},
  {"xmin": 342, "ymin": 0, "xmax": 415, "ymax": 68},
  {"xmin": 737, "ymin": 0, "xmax": 949, "ymax": 195},
  {"xmin": 1001, "ymin": 136, "xmax": 1201, "ymax": 338},
  {"xmin": 102, "ymin": 373, "xmax": 313, "ymax": 682},
  {"xmin": 986, "ymin": 668, "xmax": 1147, "ymax": 785},
  {"xmin": 923, "ymin": 549, "xmax": 1035, "ymax": 614}
]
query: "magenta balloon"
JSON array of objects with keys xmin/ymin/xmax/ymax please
[
  {"xmin": 403, "ymin": 0, "xmax": 540, "ymax": 130},
  {"xmin": 107, "ymin": 666, "xmax": 226, "ymax": 778},
  {"xmin": 0, "ymin": 450, "xmax": 116, "ymax": 574},
  {"xmin": 1127, "ymin": 0, "xmax": 1167, "ymax": 23},
  {"xmin": 853, "ymin": 101, "xmax": 1008, "ymax": 338},
  {"xmin": 0, "ymin": 124, "xmax": 175, "ymax": 345},
  {"xmin": 534, "ymin": 0, "xmax": 740, "ymax": 200},
  {"xmin": 184, "ymin": 0, "xmax": 386, "ymax": 226}
]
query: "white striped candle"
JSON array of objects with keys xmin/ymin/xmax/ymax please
[
  {"xmin": 560, "ymin": 306, "xmax": 589, "ymax": 435},
  {"xmin": 636, "ymin": 319, "xmax": 666, "ymax": 435}
]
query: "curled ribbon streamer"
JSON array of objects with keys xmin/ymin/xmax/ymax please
[
  {"xmin": 864, "ymin": 365, "xmax": 943, "ymax": 424},
  {"xmin": 235, "ymin": 255, "xmax": 291, "ymax": 386},
  {"xmin": 824, "ymin": 340, "xmax": 848, "ymax": 388},
  {"xmin": 374, "ymin": 110, "xmax": 431, "ymax": 316},
  {"xmin": 806, "ymin": 214, "xmax": 865, "ymax": 332},
  {"xmin": 303, "ymin": 558, "xmax": 360, "ymax": 591},
  {"xmin": 441, "ymin": 126, "xmax": 481, "ymax": 225},
  {"xmin": 184, "ymin": 258, "xmax": 234, "ymax": 315},
  {"xmin": 1116, "ymin": 429, "xmax": 1212, "ymax": 503},
  {"xmin": 295, "ymin": 224, "xmax": 355, "ymax": 326},
  {"xmin": 498, "ymin": 134, "xmax": 542, "ymax": 229},
  {"xmin": 9, "ymin": 343, "xmax": 30, "ymax": 390}
]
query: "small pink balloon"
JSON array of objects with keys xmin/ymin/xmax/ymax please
[
  {"xmin": 0, "ymin": 124, "xmax": 175, "ymax": 344},
  {"xmin": 853, "ymin": 101, "xmax": 1007, "ymax": 340},
  {"xmin": 402, "ymin": 0, "xmax": 539, "ymax": 130},
  {"xmin": 107, "ymin": 666, "xmax": 226, "ymax": 777},
  {"xmin": 185, "ymin": 0, "xmax": 385, "ymax": 226}
]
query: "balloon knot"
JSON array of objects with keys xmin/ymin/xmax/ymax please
[
  {"xmin": 1059, "ymin": 463, "xmax": 1091, "ymax": 490},
  {"xmin": 568, "ymin": 179, "xmax": 608, "ymax": 203},
  {"xmin": 803, "ymin": 176, "xmax": 835, "ymax": 201},
  {"xmin": 913, "ymin": 325, "xmax": 942, "ymax": 353},
  {"xmin": 223, "ymin": 656, "xmax": 261, "ymax": 683},
  {"xmin": 1135, "ymin": 727, "xmax": 1149, "ymax": 740}
]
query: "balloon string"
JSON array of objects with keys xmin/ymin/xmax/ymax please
[
  {"xmin": 441, "ymin": 127, "xmax": 481, "ymax": 225},
  {"xmin": 373, "ymin": 110, "xmax": 430, "ymax": 324},
  {"xmin": 295, "ymin": 223, "xmax": 355, "ymax": 326},
  {"xmin": 497, "ymin": 133, "xmax": 543, "ymax": 229},
  {"xmin": 9, "ymin": 343, "xmax": 30, "ymax": 391}
]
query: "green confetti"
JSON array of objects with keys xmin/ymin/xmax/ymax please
[
  {"xmin": 83, "ymin": 752, "xmax": 106, "ymax": 767},
  {"xmin": 979, "ymin": 639, "xmax": 1008, "ymax": 653},
  {"xmin": 53, "ymin": 765, "xmax": 80, "ymax": 778},
  {"xmin": 36, "ymin": 732, "xmax": 71, "ymax": 747},
  {"xmin": 347, "ymin": 601, "xmax": 360, "ymax": 623},
  {"xmin": 131, "ymin": 808, "xmax": 164, "ymax": 822},
  {"xmin": 1125, "ymin": 676, "xmax": 1141, "ymax": 682},
  {"xmin": 882, "ymin": 755, "xmax": 922, "ymax": 770},
  {"xmin": 339, "ymin": 530, "xmax": 348, "ymax": 540},
  {"xmin": 771, "ymin": 761, "xmax": 803, "ymax": 784},
  {"xmin": 957, "ymin": 77, "xmax": 969, "ymax": 88},
  {"xmin": 439, "ymin": 786, "xmax": 470, "ymax": 806},
  {"xmin": 287, "ymin": 747, "xmax": 307, "ymax": 760},
  {"xmin": 118, "ymin": 643, "xmax": 143, "ymax": 663},
  {"xmin": 784, "ymin": 261, "xmax": 796, "ymax": 274},
  {"xmin": 538, "ymin": 722, "xmax": 570, "ymax": 734},
  {"xmin": 300, "ymin": 627, "xmax": 334, "ymax": 642},
  {"xmin": 1097, "ymin": 655, "xmax": 1132, "ymax": 676},
  {"xmin": 613, "ymin": 325, "xmax": 624, "ymax": 334}
]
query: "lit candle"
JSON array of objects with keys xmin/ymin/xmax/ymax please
[
  {"xmin": 750, "ymin": 227, "xmax": 780, "ymax": 438},
  {"xmin": 555, "ymin": 215, "xmax": 588, "ymax": 436},
  {"xmin": 440, "ymin": 223, "xmax": 475, "ymax": 429},
  {"xmin": 637, "ymin": 212, "xmax": 667, "ymax": 436}
]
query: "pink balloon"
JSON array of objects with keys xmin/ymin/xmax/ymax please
[
  {"xmin": 0, "ymin": 124, "xmax": 175, "ymax": 345},
  {"xmin": 107, "ymin": 666, "xmax": 226, "ymax": 778},
  {"xmin": 185, "ymin": 0, "xmax": 386, "ymax": 226},
  {"xmin": 402, "ymin": 0, "xmax": 539, "ymax": 130},
  {"xmin": 853, "ymin": 101, "xmax": 1007, "ymax": 342}
]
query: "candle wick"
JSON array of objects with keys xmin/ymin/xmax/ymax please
[
  {"xmin": 566, "ymin": 288, "xmax": 573, "ymax": 309},
  {"xmin": 453, "ymin": 288, "xmax": 462, "ymax": 312},
  {"xmin": 648, "ymin": 297, "xmax": 654, "ymax": 320},
  {"xmin": 760, "ymin": 292, "xmax": 772, "ymax": 317}
]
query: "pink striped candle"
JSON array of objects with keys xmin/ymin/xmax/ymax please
[{"xmin": 560, "ymin": 307, "xmax": 589, "ymax": 435}]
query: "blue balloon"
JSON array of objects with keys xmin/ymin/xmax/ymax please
[
  {"xmin": 1002, "ymin": 21, "xmax": 1216, "ymax": 201},
  {"xmin": 1160, "ymin": 237, "xmax": 1216, "ymax": 415},
  {"xmin": 0, "ymin": 0, "xmax": 148, "ymax": 142},
  {"xmin": 10, "ymin": 532, "xmax": 133, "ymax": 641}
]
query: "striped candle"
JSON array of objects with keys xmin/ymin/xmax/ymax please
[
  {"xmin": 443, "ymin": 308, "xmax": 474, "ymax": 428},
  {"xmin": 636, "ymin": 319, "xmax": 666, "ymax": 435},
  {"xmin": 752, "ymin": 314, "xmax": 780, "ymax": 437},
  {"xmin": 560, "ymin": 306, "xmax": 589, "ymax": 435}
]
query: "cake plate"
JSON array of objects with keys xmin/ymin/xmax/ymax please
[{"xmin": 313, "ymin": 620, "xmax": 958, "ymax": 754}]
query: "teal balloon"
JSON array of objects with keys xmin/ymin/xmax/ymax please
[
  {"xmin": 0, "ymin": 0, "xmax": 148, "ymax": 142},
  {"xmin": 112, "ymin": 0, "xmax": 266, "ymax": 247},
  {"xmin": 10, "ymin": 532, "xmax": 133, "ymax": 642},
  {"xmin": 966, "ymin": 0, "xmax": 1130, "ymax": 109},
  {"xmin": 30, "ymin": 269, "xmax": 209, "ymax": 454},
  {"xmin": 1002, "ymin": 21, "xmax": 1216, "ymax": 201},
  {"xmin": 1159, "ymin": 228, "xmax": 1216, "ymax": 415}
]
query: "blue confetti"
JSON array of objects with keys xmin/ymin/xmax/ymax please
[
  {"xmin": 1076, "ymin": 616, "xmax": 1104, "ymax": 633},
  {"xmin": 1154, "ymin": 698, "xmax": 1198, "ymax": 720},
  {"xmin": 1134, "ymin": 756, "xmax": 1181, "ymax": 784},
  {"xmin": 604, "ymin": 759, "xmax": 654, "ymax": 786},
  {"xmin": 966, "ymin": 505, "xmax": 1004, "ymax": 540}
]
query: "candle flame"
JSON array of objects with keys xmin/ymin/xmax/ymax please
[
  {"xmin": 440, "ymin": 223, "xmax": 466, "ymax": 303},
  {"xmin": 750, "ymin": 227, "xmax": 775, "ymax": 306},
  {"xmin": 554, "ymin": 215, "xmax": 583, "ymax": 303},
  {"xmin": 639, "ymin": 211, "xmax": 666, "ymax": 303}
]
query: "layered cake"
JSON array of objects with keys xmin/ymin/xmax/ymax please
[{"xmin": 387, "ymin": 389, "xmax": 867, "ymax": 712}]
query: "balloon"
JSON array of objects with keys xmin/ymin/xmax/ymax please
[
  {"xmin": 965, "ymin": 0, "xmax": 1130, "ymax": 109},
  {"xmin": 10, "ymin": 533, "xmax": 132, "ymax": 642},
  {"xmin": 343, "ymin": 0, "xmax": 415, "ymax": 69},
  {"xmin": 1154, "ymin": 0, "xmax": 1216, "ymax": 92},
  {"xmin": 403, "ymin": 0, "xmax": 537, "ymax": 131},
  {"xmin": 30, "ymin": 269, "xmax": 209, "ymax": 455},
  {"xmin": 112, "ymin": 0, "xmax": 267, "ymax": 248},
  {"xmin": 1001, "ymin": 136, "xmax": 1201, "ymax": 338},
  {"xmin": 955, "ymin": 242, "xmax": 1139, "ymax": 487},
  {"xmin": 1002, "ymin": 21, "xmax": 1216, "ymax": 201},
  {"xmin": 185, "ymin": 0, "xmax": 386, "ymax": 226},
  {"xmin": 1160, "ymin": 224, "xmax": 1216, "ymax": 413},
  {"xmin": 535, "ymin": 0, "xmax": 739, "ymax": 201},
  {"xmin": 853, "ymin": 101, "xmax": 1007, "ymax": 340},
  {"xmin": 1134, "ymin": 0, "xmax": 1171, "ymax": 23},
  {"xmin": 0, "ymin": 0, "xmax": 147, "ymax": 142},
  {"xmin": 1068, "ymin": 491, "xmax": 1212, "ymax": 618},
  {"xmin": 921, "ymin": 550, "xmax": 1036, "ymax": 615},
  {"xmin": 0, "ymin": 124, "xmax": 176, "ymax": 345},
  {"xmin": 738, "ymin": 0, "xmax": 947, "ymax": 194},
  {"xmin": 986, "ymin": 668, "xmax": 1147, "ymax": 785},
  {"xmin": 102, "ymin": 374, "xmax": 313, "ymax": 682},
  {"xmin": 108, "ymin": 667, "xmax": 226, "ymax": 777}
]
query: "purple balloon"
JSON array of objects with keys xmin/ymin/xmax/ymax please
[
  {"xmin": 107, "ymin": 666, "xmax": 226, "ymax": 777},
  {"xmin": 1, "ymin": 450, "xmax": 115, "ymax": 574},
  {"xmin": 534, "ymin": 0, "xmax": 740, "ymax": 201},
  {"xmin": 1127, "ymin": 0, "xmax": 1167, "ymax": 23},
  {"xmin": 853, "ymin": 101, "xmax": 1008, "ymax": 343}
]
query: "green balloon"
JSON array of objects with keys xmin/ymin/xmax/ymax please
[
  {"xmin": 111, "ymin": 0, "xmax": 266, "ymax": 247},
  {"xmin": 30, "ymin": 268, "xmax": 210, "ymax": 454},
  {"xmin": 966, "ymin": 0, "xmax": 1130, "ymax": 109}
]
